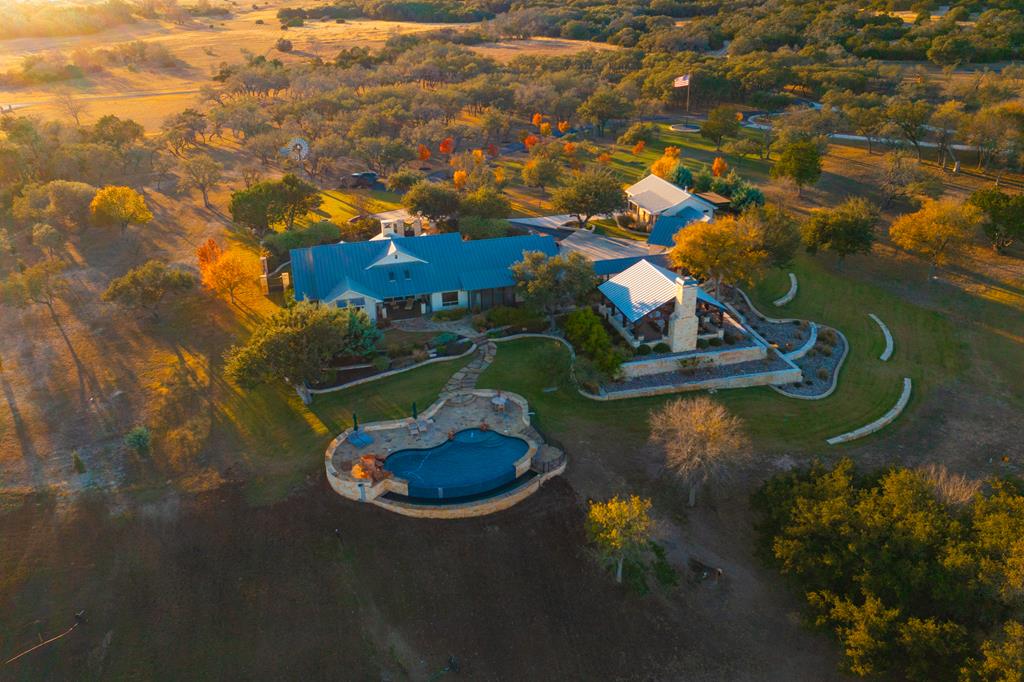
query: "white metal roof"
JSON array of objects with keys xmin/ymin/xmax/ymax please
[
  {"xmin": 625, "ymin": 174, "xmax": 695, "ymax": 214},
  {"xmin": 599, "ymin": 259, "xmax": 694, "ymax": 323}
]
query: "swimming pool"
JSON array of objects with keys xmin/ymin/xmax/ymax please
[{"xmin": 383, "ymin": 429, "xmax": 529, "ymax": 500}]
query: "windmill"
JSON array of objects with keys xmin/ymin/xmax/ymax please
[{"xmin": 281, "ymin": 136, "xmax": 310, "ymax": 163}]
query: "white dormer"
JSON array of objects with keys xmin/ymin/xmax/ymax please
[{"xmin": 366, "ymin": 240, "xmax": 426, "ymax": 268}]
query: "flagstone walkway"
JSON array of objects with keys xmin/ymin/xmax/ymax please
[{"xmin": 443, "ymin": 338, "xmax": 497, "ymax": 393}]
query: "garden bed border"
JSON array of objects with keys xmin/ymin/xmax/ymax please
[{"xmin": 308, "ymin": 342, "xmax": 478, "ymax": 395}]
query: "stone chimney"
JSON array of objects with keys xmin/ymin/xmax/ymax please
[{"xmin": 667, "ymin": 276, "xmax": 698, "ymax": 352}]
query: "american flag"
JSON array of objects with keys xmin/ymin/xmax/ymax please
[{"xmin": 673, "ymin": 74, "xmax": 691, "ymax": 88}]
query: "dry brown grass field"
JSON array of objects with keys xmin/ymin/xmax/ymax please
[
  {"xmin": 0, "ymin": 2, "xmax": 479, "ymax": 128},
  {"xmin": 0, "ymin": 3, "xmax": 612, "ymax": 129}
]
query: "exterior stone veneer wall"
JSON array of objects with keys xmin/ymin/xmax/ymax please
[
  {"xmin": 372, "ymin": 464, "xmax": 566, "ymax": 519},
  {"xmin": 588, "ymin": 366, "xmax": 802, "ymax": 401},
  {"xmin": 619, "ymin": 344, "xmax": 766, "ymax": 379}
]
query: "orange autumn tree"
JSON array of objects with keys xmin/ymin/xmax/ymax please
[
  {"xmin": 597, "ymin": 152, "xmax": 612, "ymax": 165},
  {"xmin": 417, "ymin": 144, "xmax": 431, "ymax": 162},
  {"xmin": 453, "ymin": 169, "xmax": 468, "ymax": 190},
  {"xmin": 197, "ymin": 238, "xmax": 223, "ymax": 270},
  {"xmin": 532, "ymin": 112, "xmax": 544, "ymax": 127},
  {"xmin": 632, "ymin": 140, "xmax": 646, "ymax": 155},
  {"xmin": 650, "ymin": 146, "xmax": 682, "ymax": 179},
  {"xmin": 493, "ymin": 166, "xmax": 506, "ymax": 185},
  {"xmin": 523, "ymin": 134, "xmax": 540, "ymax": 150},
  {"xmin": 712, "ymin": 156, "xmax": 729, "ymax": 177},
  {"xmin": 563, "ymin": 141, "xmax": 577, "ymax": 156},
  {"xmin": 472, "ymin": 148, "xmax": 485, "ymax": 164},
  {"xmin": 197, "ymin": 239, "xmax": 251, "ymax": 304},
  {"xmin": 557, "ymin": 120, "xmax": 570, "ymax": 134},
  {"xmin": 539, "ymin": 122, "xmax": 552, "ymax": 137},
  {"xmin": 438, "ymin": 137, "xmax": 455, "ymax": 156}
]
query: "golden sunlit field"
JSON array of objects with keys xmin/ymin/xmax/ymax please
[
  {"xmin": 0, "ymin": 2, "xmax": 614, "ymax": 128},
  {"xmin": 0, "ymin": 2, "xmax": 479, "ymax": 127}
]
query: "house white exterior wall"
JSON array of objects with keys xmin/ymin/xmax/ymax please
[
  {"xmin": 327, "ymin": 290, "xmax": 382, "ymax": 323},
  {"xmin": 430, "ymin": 290, "xmax": 469, "ymax": 311}
]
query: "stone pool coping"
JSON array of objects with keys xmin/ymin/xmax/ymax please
[{"xmin": 324, "ymin": 389, "xmax": 565, "ymax": 518}]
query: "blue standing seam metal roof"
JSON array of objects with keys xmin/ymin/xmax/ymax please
[
  {"xmin": 291, "ymin": 233, "xmax": 558, "ymax": 302},
  {"xmin": 647, "ymin": 207, "xmax": 706, "ymax": 247}
]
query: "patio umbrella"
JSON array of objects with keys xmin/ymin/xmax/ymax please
[{"xmin": 412, "ymin": 402, "xmax": 418, "ymax": 419}]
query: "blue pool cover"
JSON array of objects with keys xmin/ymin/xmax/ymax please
[{"xmin": 383, "ymin": 429, "xmax": 528, "ymax": 500}]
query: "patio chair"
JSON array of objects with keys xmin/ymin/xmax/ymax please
[{"xmin": 407, "ymin": 420, "xmax": 421, "ymax": 438}]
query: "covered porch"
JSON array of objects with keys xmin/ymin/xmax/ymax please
[{"xmin": 379, "ymin": 295, "xmax": 430, "ymax": 321}]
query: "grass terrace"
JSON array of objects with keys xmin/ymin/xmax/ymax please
[{"xmin": 478, "ymin": 253, "xmax": 965, "ymax": 451}]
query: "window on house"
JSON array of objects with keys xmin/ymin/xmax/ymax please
[
  {"xmin": 404, "ymin": 269, "xmax": 411, "ymax": 280},
  {"xmin": 441, "ymin": 291, "xmax": 459, "ymax": 307},
  {"xmin": 388, "ymin": 271, "xmax": 396, "ymax": 282}
]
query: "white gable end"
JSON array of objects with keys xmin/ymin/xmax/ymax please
[{"xmin": 366, "ymin": 241, "xmax": 426, "ymax": 268}]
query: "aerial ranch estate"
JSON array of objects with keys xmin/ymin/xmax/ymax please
[{"xmin": 2, "ymin": 0, "xmax": 1023, "ymax": 677}]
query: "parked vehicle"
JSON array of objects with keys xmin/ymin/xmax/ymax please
[{"xmin": 340, "ymin": 171, "xmax": 378, "ymax": 189}]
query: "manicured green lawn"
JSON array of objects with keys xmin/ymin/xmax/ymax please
[
  {"xmin": 478, "ymin": 254, "xmax": 966, "ymax": 452},
  {"xmin": 607, "ymin": 124, "xmax": 772, "ymax": 186},
  {"xmin": 221, "ymin": 354, "xmax": 471, "ymax": 502},
  {"xmin": 296, "ymin": 189, "xmax": 403, "ymax": 227}
]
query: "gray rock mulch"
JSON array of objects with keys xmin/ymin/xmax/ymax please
[
  {"xmin": 773, "ymin": 326, "xmax": 847, "ymax": 397},
  {"xmin": 724, "ymin": 289, "xmax": 812, "ymax": 354}
]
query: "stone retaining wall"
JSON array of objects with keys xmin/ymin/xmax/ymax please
[
  {"xmin": 773, "ymin": 272, "xmax": 799, "ymax": 306},
  {"xmin": 826, "ymin": 378, "xmax": 912, "ymax": 445},
  {"xmin": 784, "ymin": 322, "xmax": 817, "ymax": 360},
  {"xmin": 869, "ymin": 313, "xmax": 894, "ymax": 361},
  {"xmin": 309, "ymin": 342, "xmax": 478, "ymax": 395},
  {"xmin": 374, "ymin": 463, "xmax": 567, "ymax": 519},
  {"xmin": 586, "ymin": 365, "xmax": 802, "ymax": 401},
  {"xmin": 619, "ymin": 344, "xmax": 766, "ymax": 379}
]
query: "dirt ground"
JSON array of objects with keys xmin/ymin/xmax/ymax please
[
  {"xmin": 0, "ymin": 475, "xmax": 843, "ymax": 680},
  {"xmin": 0, "ymin": 142, "xmax": 258, "ymax": 496}
]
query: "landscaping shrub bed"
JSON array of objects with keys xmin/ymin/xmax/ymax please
[
  {"xmin": 262, "ymin": 221, "xmax": 342, "ymax": 267},
  {"xmin": 432, "ymin": 307, "xmax": 468, "ymax": 322},
  {"xmin": 473, "ymin": 305, "xmax": 548, "ymax": 333},
  {"xmin": 309, "ymin": 332, "xmax": 471, "ymax": 389}
]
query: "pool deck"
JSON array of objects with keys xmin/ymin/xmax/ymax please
[{"xmin": 325, "ymin": 389, "xmax": 566, "ymax": 518}]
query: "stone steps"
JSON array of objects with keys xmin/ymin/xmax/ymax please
[{"xmin": 442, "ymin": 339, "xmax": 497, "ymax": 393}]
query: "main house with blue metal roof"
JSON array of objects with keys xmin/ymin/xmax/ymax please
[{"xmin": 291, "ymin": 232, "xmax": 558, "ymax": 323}]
